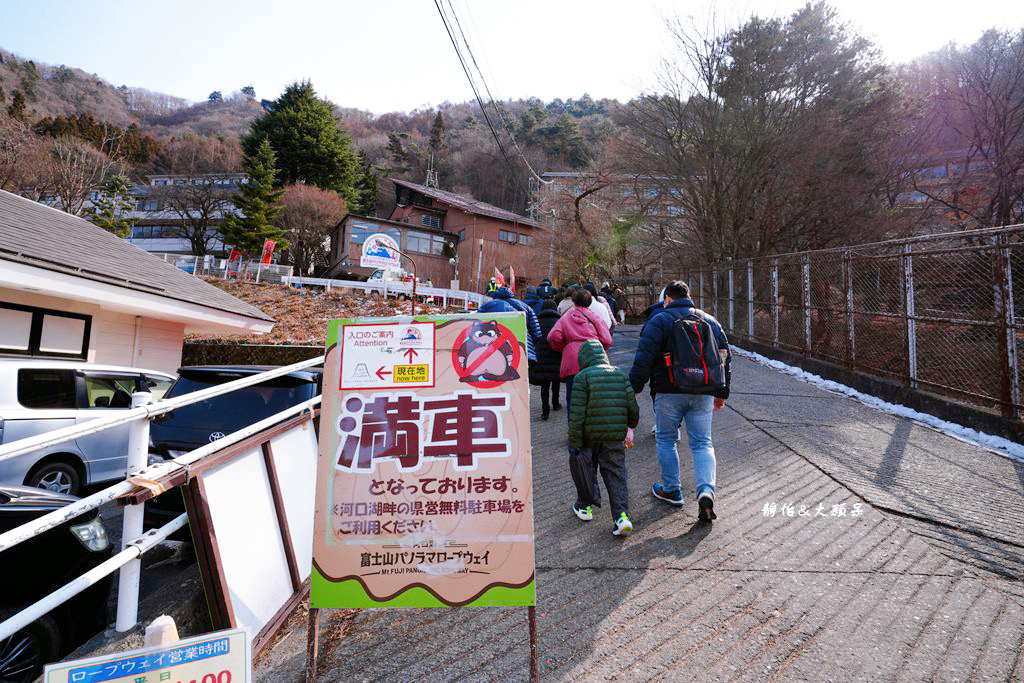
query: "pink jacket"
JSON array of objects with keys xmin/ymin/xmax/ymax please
[{"xmin": 547, "ymin": 306, "xmax": 613, "ymax": 378}]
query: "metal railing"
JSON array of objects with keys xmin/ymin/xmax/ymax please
[
  {"xmin": 149, "ymin": 253, "xmax": 294, "ymax": 284},
  {"xmin": 282, "ymin": 275, "xmax": 489, "ymax": 309},
  {"xmin": 675, "ymin": 225, "xmax": 1024, "ymax": 419},
  {"xmin": 0, "ymin": 357, "xmax": 324, "ymax": 642}
]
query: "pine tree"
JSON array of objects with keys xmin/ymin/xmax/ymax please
[
  {"xmin": 352, "ymin": 150, "xmax": 378, "ymax": 214},
  {"xmin": 86, "ymin": 175, "xmax": 135, "ymax": 237},
  {"xmin": 242, "ymin": 81, "xmax": 361, "ymax": 206},
  {"xmin": 220, "ymin": 139, "xmax": 286, "ymax": 258},
  {"xmin": 7, "ymin": 91, "xmax": 26, "ymax": 122}
]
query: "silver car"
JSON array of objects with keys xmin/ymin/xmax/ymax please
[{"xmin": 0, "ymin": 360, "xmax": 175, "ymax": 495}]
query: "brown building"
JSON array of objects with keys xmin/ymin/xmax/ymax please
[
  {"xmin": 326, "ymin": 214, "xmax": 458, "ymax": 286},
  {"xmin": 387, "ymin": 179, "xmax": 547, "ymax": 292}
]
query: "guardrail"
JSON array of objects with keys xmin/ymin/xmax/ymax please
[
  {"xmin": 149, "ymin": 253, "xmax": 294, "ymax": 284},
  {"xmin": 0, "ymin": 356, "xmax": 324, "ymax": 644},
  {"xmin": 282, "ymin": 275, "xmax": 489, "ymax": 310}
]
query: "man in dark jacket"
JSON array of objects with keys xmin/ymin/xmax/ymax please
[
  {"xmin": 530, "ymin": 299, "xmax": 563, "ymax": 419},
  {"xmin": 569, "ymin": 339, "xmax": 640, "ymax": 536},
  {"xmin": 478, "ymin": 286, "xmax": 543, "ymax": 363},
  {"xmin": 628, "ymin": 280, "xmax": 730, "ymax": 522}
]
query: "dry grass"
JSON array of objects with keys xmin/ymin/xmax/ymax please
[{"xmin": 190, "ymin": 278, "xmax": 461, "ymax": 345}]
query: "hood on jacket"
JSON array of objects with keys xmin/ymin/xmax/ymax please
[
  {"xmin": 492, "ymin": 287, "xmax": 514, "ymax": 299},
  {"xmin": 577, "ymin": 338, "xmax": 610, "ymax": 369}
]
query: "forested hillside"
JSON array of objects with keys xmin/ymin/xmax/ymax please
[{"xmin": 0, "ymin": 47, "xmax": 616, "ymax": 215}]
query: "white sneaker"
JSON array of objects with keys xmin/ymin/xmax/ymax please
[
  {"xmin": 572, "ymin": 503, "xmax": 593, "ymax": 521},
  {"xmin": 612, "ymin": 512, "xmax": 634, "ymax": 536}
]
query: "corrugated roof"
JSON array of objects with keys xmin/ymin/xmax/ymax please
[
  {"xmin": 391, "ymin": 178, "xmax": 540, "ymax": 228},
  {"xmin": 0, "ymin": 190, "xmax": 273, "ymax": 323}
]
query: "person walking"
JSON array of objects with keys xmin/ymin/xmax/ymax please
[
  {"xmin": 628, "ymin": 280, "xmax": 731, "ymax": 522},
  {"xmin": 479, "ymin": 285, "xmax": 543, "ymax": 367},
  {"xmin": 557, "ymin": 285, "xmax": 578, "ymax": 316},
  {"xmin": 568, "ymin": 339, "xmax": 640, "ymax": 536},
  {"xmin": 531, "ymin": 299, "xmax": 563, "ymax": 419},
  {"xmin": 547, "ymin": 288, "xmax": 612, "ymax": 420},
  {"xmin": 583, "ymin": 283, "xmax": 615, "ymax": 331}
]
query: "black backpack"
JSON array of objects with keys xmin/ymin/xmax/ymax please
[{"xmin": 662, "ymin": 309, "xmax": 727, "ymax": 394}]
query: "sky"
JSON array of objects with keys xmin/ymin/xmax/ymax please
[{"xmin": 1, "ymin": 0, "xmax": 1023, "ymax": 114}]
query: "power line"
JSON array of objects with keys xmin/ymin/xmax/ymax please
[
  {"xmin": 442, "ymin": 0, "xmax": 553, "ymax": 186},
  {"xmin": 432, "ymin": 0, "xmax": 518, "ymax": 181}
]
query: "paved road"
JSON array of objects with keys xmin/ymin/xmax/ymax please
[{"xmin": 257, "ymin": 326, "xmax": 1024, "ymax": 682}]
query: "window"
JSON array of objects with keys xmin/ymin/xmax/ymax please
[
  {"xmin": 17, "ymin": 369, "xmax": 77, "ymax": 409},
  {"xmin": 132, "ymin": 225, "xmax": 178, "ymax": 238},
  {"xmin": 517, "ymin": 234, "xmax": 532, "ymax": 246},
  {"xmin": 84, "ymin": 375, "xmax": 139, "ymax": 408},
  {"xmin": 499, "ymin": 230, "xmax": 517, "ymax": 243},
  {"xmin": 421, "ymin": 214, "xmax": 442, "ymax": 228},
  {"xmin": 0, "ymin": 303, "xmax": 90, "ymax": 359},
  {"xmin": 407, "ymin": 230, "xmax": 446, "ymax": 256},
  {"xmin": 458, "ymin": 230, "xmax": 465, "ymax": 242},
  {"xmin": 145, "ymin": 375, "xmax": 173, "ymax": 400}
]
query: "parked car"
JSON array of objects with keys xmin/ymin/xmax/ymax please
[
  {"xmin": 368, "ymin": 268, "xmax": 414, "ymax": 284},
  {"xmin": 0, "ymin": 484, "xmax": 113, "ymax": 682},
  {"xmin": 146, "ymin": 365, "xmax": 322, "ymax": 533},
  {"xmin": 0, "ymin": 361, "xmax": 176, "ymax": 496}
]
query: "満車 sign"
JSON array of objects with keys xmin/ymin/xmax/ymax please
[
  {"xmin": 44, "ymin": 628, "xmax": 250, "ymax": 683},
  {"xmin": 359, "ymin": 233, "xmax": 401, "ymax": 269},
  {"xmin": 312, "ymin": 311, "xmax": 535, "ymax": 608}
]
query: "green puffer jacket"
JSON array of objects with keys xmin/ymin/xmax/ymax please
[{"xmin": 569, "ymin": 339, "xmax": 640, "ymax": 448}]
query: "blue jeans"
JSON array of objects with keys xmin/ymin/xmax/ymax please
[{"xmin": 654, "ymin": 393, "xmax": 716, "ymax": 499}]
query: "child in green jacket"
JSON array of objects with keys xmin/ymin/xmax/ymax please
[{"xmin": 569, "ymin": 339, "xmax": 640, "ymax": 536}]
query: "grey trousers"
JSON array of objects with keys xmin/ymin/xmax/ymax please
[{"xmin": 570, "ymin": 441, "xmax": 629, "ymax": 520}]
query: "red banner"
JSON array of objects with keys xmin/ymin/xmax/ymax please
[
  {"xmin": 493, "ymin": 267, "xmax": 505, "ymax": 288},
  {"xmin": 260, "ymin": 239, "xmax": 276, "ymax": 266},
  {"xmin": 509, "ymin": 265, "xmax": 516, "ymax": 293}
]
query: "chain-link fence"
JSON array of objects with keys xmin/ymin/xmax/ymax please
[
  {"xmin": 678, "ymin": 225, "xmax": 1024, "ymax": 420},
  {"xmin": 149, "ymin": 253, "xmax": 294, "ymax": 284}
]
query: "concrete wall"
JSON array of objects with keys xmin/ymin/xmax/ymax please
[{"xmin": 0, "ymin": 286, "xmax": 185, "ymax": 374}]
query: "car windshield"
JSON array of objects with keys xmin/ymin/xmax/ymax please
[{"xmin": 165, "ymin": 375, "xmax": 317, "ymax": 433}]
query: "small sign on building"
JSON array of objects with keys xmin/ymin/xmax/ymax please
[{"xmin": 359, "ymin": 233, "xmax": 401, "ymax": 270}]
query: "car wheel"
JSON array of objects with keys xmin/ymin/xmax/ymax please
[
  {"xmin": 0, "ymin": 613, "xmax": 60, "ymax": 683},
  {"xmin": 26, "ymin": 462, "xmax": 81, "ymax": 496}
]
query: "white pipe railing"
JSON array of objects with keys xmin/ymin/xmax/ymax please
[
  {"xmin": 0, "ymin": 356, "xmax": 324, "ymax": 464},
  {"xmin": 0, "ymin": 358, "xmax": 324, "ymax": 641},
  {"xmin": 281, "ymin": 275, "xmax": 489, "ymax": 309},
  {"xmin": 0, "ymin": 514, "xmax": 188, "ymax": 640}
]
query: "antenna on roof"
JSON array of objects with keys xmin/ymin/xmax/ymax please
[{"xmin": 425, "ymin": 153, "xmax": 439, "ymax": 189}]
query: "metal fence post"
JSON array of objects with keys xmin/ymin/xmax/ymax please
[
  {"xmin": 728, "ymin": 268, "xmax": 735, "ymax": 332},
  {"xmin": 747, "ymin": 260, "xmax": 754, "ymax": 339},
  {"xmin": 115, "ymin": 391, "xmax": 153, "ymax": 632},
  {"xmin": 802, "ymin": 254, "xmax": 812, "ymax": 352},
  {"xmin": 712, "ymin": 269, "xmax": 719, "ymax": 317},
  {"xmin": 994, "ymin": 236, "xmax": 1020, "ymax": 418},
  {"xmin": 902, "ymin": 244, "xmax": 918, "ymax": 389},
  {"xmin": 771, "ymin": 259, "xmax": 780, "ymax": 348},
  {"xmin": 699, "ymin": 271, "xmax": 705, "ymax": 310},
  {"xmin": 844, "ymin": 251, "xmax": 855, "ymax": 367}
]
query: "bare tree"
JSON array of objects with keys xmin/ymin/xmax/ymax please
[
  {"xmin": 911, "ymin": 29, "xmax": 1024, "ymax": 229},
  {"xmin": 278, "ymin": 183, "xmax": 347, "ymax": 275},
  {"xmin": 153, "ymin": 178, "xmax": 234, "ymax": 256},
  {"xmin": 48, "ymin": 136, "xmax": 119, "ymax": 216}
]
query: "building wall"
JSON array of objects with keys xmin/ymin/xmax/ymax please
[{"xmin": 0, "ymin": 286, "xmax": 185, "ymax": 374}]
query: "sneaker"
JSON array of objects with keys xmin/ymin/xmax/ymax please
[
  {"xmin": 651, "ymin": 482, "xmax": 683, "ymax": 507},
  {"xmin": 650, "ymin": 424, "xmax": 657, "ymax": 435},
  {"xmin": 573, "ymin": 503, "xmax": 593, "ymax": 521},
  {"xmin": 698, "ymin": 495, "xmax": 717, "ymax": 522},
  {"xmin": 612, "ymin": 512, "xmax": 634, "ymax": 536}
]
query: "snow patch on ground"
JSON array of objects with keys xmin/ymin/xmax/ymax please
[{"xmin": 732, "ymin": 346, "xmax": 1024, "ymax": 463}]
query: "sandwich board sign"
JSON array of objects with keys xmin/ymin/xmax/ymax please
[
  {"xmin": 44, "ymin": 627, "xmax": 250, "ymax": 683},
  {"xmin": 359, "ymin": 233, "xmax": 401, "ymax": 270},
  {"xmin": 312, "ymin": 311, "xmax": 535, "ymax": 608}
]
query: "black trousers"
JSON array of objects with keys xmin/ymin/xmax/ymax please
[
  {"xmin": 540, "ymin": 379, "xmax": 561, "ymax": 411},
  {"xmin": 570, "ymin": 441, "xmax": 629, "ymax": 520}
]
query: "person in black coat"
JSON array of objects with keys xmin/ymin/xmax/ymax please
[{"xmin": 530, "ymin": 298, "xmax": 563, "ymax": 419}]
